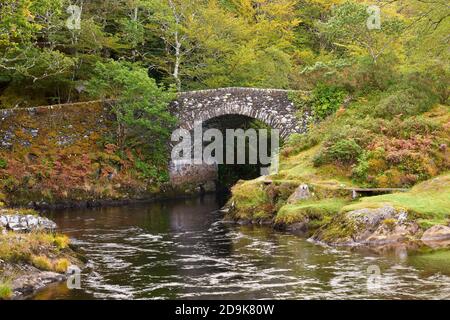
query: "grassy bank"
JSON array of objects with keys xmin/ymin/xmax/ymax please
[{"xmin": 0, "ymin": 208, "xmax": 80, "ymax": 299}]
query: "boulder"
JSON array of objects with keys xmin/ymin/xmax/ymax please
[
  {"xmin": 345, "ymin": 205, "xmax": 398, "ymax": 230},
  {"xmin": 421, "ymin": 225, "xmax": 450, "ymax": 242},
  {"xmin": 0, "ymin": 214, "xmax": 57, "ymax": 232},
  {"xmin": 287, "ymin": 184, "xmax": 311, "ymax": 204},
  {"xmin": 286, "ymin": 220, "xmax": 309, "ymax": 235},
  {"xmin": 365, "ymin": 223, "xmax": 419, "ymax": 245},
  {"xmin": 345, "ymin": 206, "xmax": 419, "ymax": 245}
]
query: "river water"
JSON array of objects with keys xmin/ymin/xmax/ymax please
[{"xmin": 34, "ymin": 194, "xmax": 450, "ymax": 300}]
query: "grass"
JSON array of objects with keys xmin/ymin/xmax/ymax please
[
  {"xmin": 275, "ymin": 198, "xmax": 349, "ymax": 226},
  {"xmin": 0, "ymin": 281, "xmax": 12, "ymax": 300},
  {"xmin": 31, "ymin": 255, "xmax": 53, "ymax": 271},
  {"xmin": 54, "ymin": 234, "xmax": 70, "ymax": 249},
  {"xmin": 229, "ymin": 180, "xmax": 272, "ymax": 220},
  {"xmin": 0, "ymin": 231, "xmax": 71, "ymax": 272},
  {"xmin": 54, "ymin": 258, "xmax": 70, "ymax": 273},
  {"xmin": 278, "ymin": 145, "xmax": 356, "ymax": 187},
  {"xmin": 341, "ymin": 173, "xmax": 450, "ymax": 227},
  {"xmin": 0, "ymin": 207, "xmax": 38, "ymax": 216}
]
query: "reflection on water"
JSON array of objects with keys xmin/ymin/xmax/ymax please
[{"xmin": 35, "ymin": 194, "xmax": 450, "ymax": 300}]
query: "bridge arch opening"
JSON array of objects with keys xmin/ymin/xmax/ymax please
[{"xmin": 202, "ymin": 114, "xmax": 278, "ymax": 190}]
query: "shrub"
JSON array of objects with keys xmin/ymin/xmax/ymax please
[
  {"xmin": 371, "ymin": 88, "xmax": 436, "ymax": 119},
  {"xmin": 311, "ymin": 84, "xmax": 347, "ymax": 119},
  {"xmin": 313, "ymin": 138, "xmax": 363, "ymax": 166},
  {"xmin": 423, "ymin": 64, "xmax": 449, "ymax": 104},
  {"xmin": 2, "ymin": 176, "xmax": 19, "ymax": 192},
  {"xmin": 352, "ymin": 151, "xmax": 370, "ymax": 181},
  {"xmin": 134, "ymin": 159, "xmax": 158, "ymax": 180},
  {"xmin": 284, "ymin": 132, "xmax": 320, "ymax": 156},
  {"xmin": 362, "ymin": 74, "xmax": 439, "ymax": 120}
]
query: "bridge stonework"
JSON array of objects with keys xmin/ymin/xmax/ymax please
[
  {"xmin": 171, "ymin": 88, "xmax": 304, "ymax": 139},
  {"xmin": 169, "ymin": 88, "xmax": 306, "ymax": 187},
  {"xmin": 0, "ymin": 88, "xmax": 306, "ymax": 190}
]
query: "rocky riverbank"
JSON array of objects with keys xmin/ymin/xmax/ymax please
[
  {"xmin": 223, "ymin": 173, "xmax": 450, "ymax": 250},
  {"xmin": 0, "ymin": 208, "xmax": 82, "ymax": 299}
]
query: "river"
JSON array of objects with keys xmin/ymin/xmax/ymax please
[{"xmin": 34, "ymin": 194, "xmax": 450, "ymax": 300}]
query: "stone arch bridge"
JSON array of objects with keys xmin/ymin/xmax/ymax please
[
  {"xmin": 171, "ymin": 87, "xmax": 304, "ymax": 139},
  {"xmin": 169, "ymin": 87, "xmax": 307, "ymax": 187}
]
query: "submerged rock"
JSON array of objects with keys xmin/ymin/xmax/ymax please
[
  {"xmin": 202, "ymin": 181, "xmax": 216, "ymax": 193},
  {"xmin": 12, "ymin": 270, "xmax": 66, "ymax": 298}
]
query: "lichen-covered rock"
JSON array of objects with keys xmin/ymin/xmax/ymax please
[
  {"xmin": 0, "ymin": 214, "xmax": 57, "ymax": 232},
  {"xmin": 363, "ymin": 222, "xmax": 419, "ymax": 245},
  {"xmin": 345, "ymin": 206, "xmax": 399, "ymax": 231},
  {"xmin": 287, "ymin": 184, "xmax": 311, "ymax": 204},
  {"xmin": 421, "ymin": 225, "xmax": 450, "ymax": 242},
  {"xmin": 312, "ymin": 205, "xmax": 419, "ymax": 246}
]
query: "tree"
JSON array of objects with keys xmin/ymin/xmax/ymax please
[
  {"xmin": 401, "ymin": 0, "xmax": 449, "ymax": 63},
  {"xmin": 319, "ymin": 1, "xmax": 405, "ymax": 64},
  {"xmin": 182, "ymin": 0, "xmax": 299, "ymax": 89},
  {"xmin": 145, "ymin": 0, "xmax": 198, "ymax": 91},
  {"xmin": 86, "ymin": 60, "xmax": 176, "ymax": 151},
  {"xmin": 0, "ymin": 0, "xmax": 75, "ymax": 84}
]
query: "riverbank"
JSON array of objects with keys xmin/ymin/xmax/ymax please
[
  {"xmin": 0, "ymin": 100, "xmax": 215, "ymax": 209},
  {"xmin": 0, "ymin": 208, "xmax": 82, "ymax": 299},
  {"xmin": 224, "ymin": 174, "xmax": 450, "ymax": 248},
  {"xmin": 224, "ymin": 102, "xmax": 450, "ymax": 249}
]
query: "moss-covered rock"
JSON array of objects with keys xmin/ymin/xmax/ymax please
[
  {"xmin": 275, "ymin": 198, "xmax": 348, "ymax": 233},
  {"xmin": 226, "ymin": 180, "xmax": 274, "ymax": 222}
]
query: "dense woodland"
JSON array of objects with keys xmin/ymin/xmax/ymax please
[{"xmin": 0, "ymin": 0, "xmax": 448, "ymax": 107}]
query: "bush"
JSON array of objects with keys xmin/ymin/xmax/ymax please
[
  {"xmin": 361, "ymin": 74, "xmax": 439, "ymax": 120},
  {"xmin": 284, "ymin": 132, "xmax": 321, "ymax": 156},
  {"xmin": 311, "ymin": 84, "xmax": 347, "ymax": 119},
  {"xmin": 313, "ymin": 138, "xmax": 363, "ymax": 166},
  {"xmin": 423, "ymin": 64, "xmax": 449, "ymax": 104},
  {"xmin": 372, "ymin": 88, "xmax": 436, "ymax": 119},
  {"xmin": 134, "ymin": 159, "xmax": 159, "ymax": 181}
]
